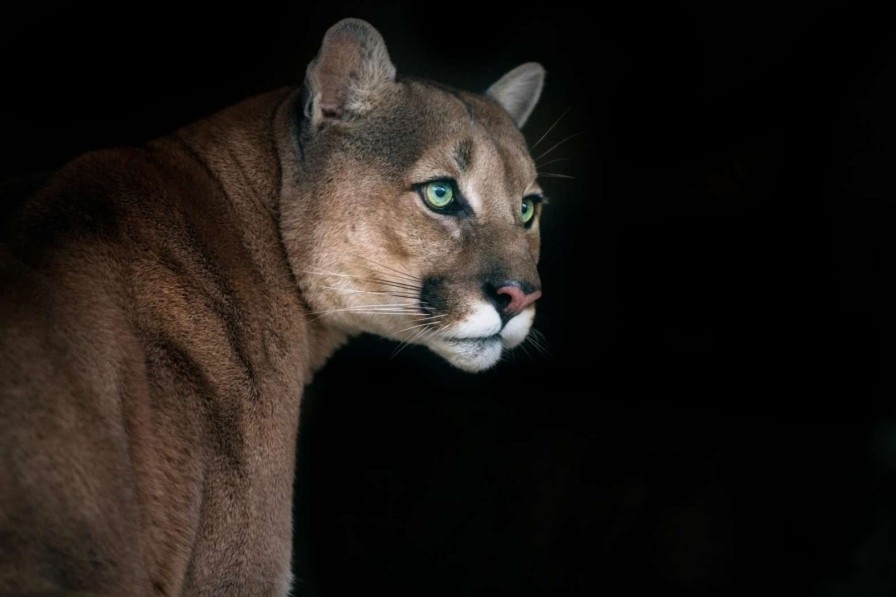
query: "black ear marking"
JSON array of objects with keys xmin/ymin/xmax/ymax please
[{"xmin": 452, "ymin": 139, "xmax": 474, "ymax": 172}]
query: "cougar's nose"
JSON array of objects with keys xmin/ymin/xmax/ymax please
[{"xmin": 484, "ymin": 280, "xmax": 542, "ymax": 323}]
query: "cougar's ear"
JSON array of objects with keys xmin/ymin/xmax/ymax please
[
  {"xmin": 304, "ymin": 18, "xmax": 396, "ymax": 127},
  {"xmin": 486, "ymin": 62, "xmax": 545, "ymax": 129}
]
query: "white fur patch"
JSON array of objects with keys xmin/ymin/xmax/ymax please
[
  {"xmin": 446, "ymin": 301, "xmax": 502, "ymax": 339},
  {"xmin": 500, "ymin": 308, "xmax": 535, "ymax": 348},
  {"xmin": 424, "ymin": 303, "xmax": 537, "ymax": 372},
  {"xmin": 423, "ymin": 301, "xmax": 504, "ymax": 371},
  {"xmin": 427, "ymin": 337, "xmax": 503, "ymax": 372},
  {"xmin": 463, "ymin": 186, "xmax": 483, "ymax": 215}
]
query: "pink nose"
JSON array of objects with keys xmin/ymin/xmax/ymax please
[{"xmin": 496, "ymin": 285, "xmax": 542, "ymax": 316}]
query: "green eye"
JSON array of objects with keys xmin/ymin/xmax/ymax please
[
  {"xmin": 521, "ymin": 196, "xmax": 537, "ymax": 225},
  {"xmin": 423, "ymin": 181, "xmax": 455, "ymax": 209}
]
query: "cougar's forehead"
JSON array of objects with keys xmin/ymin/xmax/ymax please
[
  {"xmin": 405, "ymin": 85, "xmax": 539, "ymax": 207},
  {"xmin": 344, "ymin": 81, "xmax": 537, "ymax": 201}
]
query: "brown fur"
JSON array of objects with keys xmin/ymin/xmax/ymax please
[{"xmin": 0, "ymin": 19, "xmax": 544, "ymax": 595}]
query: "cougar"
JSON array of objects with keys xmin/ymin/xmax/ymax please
[{"xmin": 0, "ymin": 18, "xmax": 546, "ymax": 595}]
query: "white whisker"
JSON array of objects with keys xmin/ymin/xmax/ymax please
[
  {"xmin": 307, "ymin": 310, "xmax": 420, "ymax": 324},
  {"xmin": 530, "ymin": 108, "xmax": 571, "ymax": 152},
  {"xmin": 390, "ymin": 322, "xmax": 438, "ymax": 359},
  {"xmin": 534, "ymin": 132, "xmax": 585, "ymax": 163},
  {"xmin": 535, "ymin": 157, "xmax": 573, "ymax": 169},
  {"xmin": 310, "ymin": 311, "xmax": 420, "ymax": 318},
  {"xmin": 298, "ymin": 269, "xmax": 421, "ymax": 294},
  {"xmin": 308, "ymin": 306, "xmax": 421, "ymax": 317},
  {"xmin": 517, "ymin": 340, "xmax": 537, "ymax": 363},
  {"xmin": 322, "ymin": 286, "xmax": 420, "ymax": 300},
  {"xmin": 300, "ymin": 268, "xmax": 414, "ymax": 285},
  {"xmin": 394, "ymin": 319, "xmax": 443, "ymax": 336},
  {"xmin": 302, "ymin": 272, "xmax": 420, "ymax": 297},
  {"xmin": 537, "ymin": 172, "xmax": 576, "ymax": 180},
  {"xmin": 314, "ymin": 302, "xmax": 418, "ymax": 310},
  {"xmin": 297, "ymin": 268, "xmax": 361, "ymax": 278},
  {"xmin": 367, "ymin": 279, "xmax": 421, "ymax": 292},
  {"xmin": 527, "ymin": 329, "xmax": 552, "ymax": 358},
  {"xmin": 353, "ymin": 254, "xmax": 422, "ymax": 283}
]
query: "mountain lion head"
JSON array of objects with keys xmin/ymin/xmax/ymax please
[{"xmin": 282, "ymin": 19, "xmax": 546, "ymax": 372}]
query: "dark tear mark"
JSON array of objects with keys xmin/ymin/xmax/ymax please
[{"xmin": 453, "ymin": 139, "xmax": 474, "ymax": 172}]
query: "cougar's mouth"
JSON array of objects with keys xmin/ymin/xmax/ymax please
[
  {"xmin": 443, "ymin": 334, "xmax": 502, "ymax": 345},
  {"xmin": 427, "ymin": 334, "xmax": 504, "ymax": 372}
]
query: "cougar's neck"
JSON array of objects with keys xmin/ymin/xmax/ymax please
[
  {"xmin": 169, "ymin": 89, "xmax": 292, "ymax": 221},
  {"xmin": 162, "ymin": 88, "xmax": 348, "ymax": 375}
]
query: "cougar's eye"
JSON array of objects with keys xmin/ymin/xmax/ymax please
[
  {"xmin": 421, "ymin": 180, "xmax": 456, "ymax": 211},
  {"xmin": 521, "ymin": 195, "xmax": 538, "ymax": 226}
]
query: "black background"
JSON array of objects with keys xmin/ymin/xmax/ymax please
[{"xmin": 2, "ymin": 2, "xmax": 895, "ymax": 595}]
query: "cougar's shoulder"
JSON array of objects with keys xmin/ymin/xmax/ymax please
[{"xmin": 0, "ymin": 90, "xmax": 312, "ymax": 595}]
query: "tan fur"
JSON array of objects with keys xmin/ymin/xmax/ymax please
[{"xmin": 0, "ymin": 19, "xmax": 544, "ymax": 595}]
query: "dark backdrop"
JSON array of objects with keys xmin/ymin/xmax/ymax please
[{"xmin": 2, "ymin": 2, "xmax": 894, "ymax": 595}]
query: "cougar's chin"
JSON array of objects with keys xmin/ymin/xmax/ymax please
[
  {"xmin": 422, "ymin": 303, "xmax": 537, "ymax": 372},
  {"xmin": 427, "ymin": 335, "xmax": 504, "ymax": 372}
]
